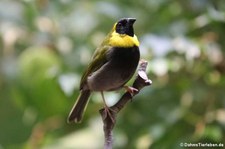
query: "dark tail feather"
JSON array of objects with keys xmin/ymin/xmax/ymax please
[{"xmin": 67, "ymin": 90, "xmax": 91, "ymax": 123}]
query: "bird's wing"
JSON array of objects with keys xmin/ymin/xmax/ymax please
[{"xmin": 79, "ymin": 45, "xmax": 110, "ymax": 90}]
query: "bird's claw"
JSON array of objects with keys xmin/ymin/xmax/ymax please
[
  {"xmin": 103, "ymin": 106, "xmax": 115, "ymax": 123},
  {"xmin": 124, "ymin": 86, "xmax": 138, "ymax": 96}
]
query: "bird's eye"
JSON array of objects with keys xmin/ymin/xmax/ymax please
[{"xmin": 117, "ymin": 22, "xmax": 122, "ymax": 27}]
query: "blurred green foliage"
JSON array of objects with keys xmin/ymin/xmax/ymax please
[{"xmin": 0, "ymin": 0, "xmax": 225, "ymax": 149}]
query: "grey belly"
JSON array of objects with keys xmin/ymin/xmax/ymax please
[{"xmin": 87, "ymin": 62, "xmax": 130, "ymax": 91}]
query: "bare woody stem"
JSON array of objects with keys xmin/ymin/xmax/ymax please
[{"xmin": 99, "ymin": 60, "xmax": 152, "ymax": 149}]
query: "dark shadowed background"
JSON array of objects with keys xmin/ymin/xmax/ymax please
[{"xmin": 0, "ymin": 0, "xmax": 225, "ymax": 149}]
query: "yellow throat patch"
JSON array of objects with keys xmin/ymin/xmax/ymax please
[{"xmin": 108, "ymin": 25, "xmax": 139, "ymax": 47}]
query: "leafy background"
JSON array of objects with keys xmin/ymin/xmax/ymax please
[{"xmin": 0, "ymin": 0, "xmax": 224, "ymax": 149}]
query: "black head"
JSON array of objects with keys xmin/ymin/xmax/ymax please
[{"xmin": 115, "ymin": 18, "xmax": 136, "ymax": 37}]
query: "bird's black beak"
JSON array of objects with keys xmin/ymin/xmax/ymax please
[{"xmin": 127, "ymin": 18, "xmax": 136, "ymax": 25}]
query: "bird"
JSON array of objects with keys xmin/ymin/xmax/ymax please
[{"xmin": 67, "ymin": 18, "xmax": 140, "ymax": 123}]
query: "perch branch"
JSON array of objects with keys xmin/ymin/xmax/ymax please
[{"xmin": 99, "ymin": 60, "xmax": 152, "ymax": 149}]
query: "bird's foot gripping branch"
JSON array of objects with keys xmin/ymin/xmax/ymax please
[{"xmin": 99, "ymin": 60, "xmax": 152, "ymax": 149}]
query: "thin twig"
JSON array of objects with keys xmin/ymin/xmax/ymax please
[{"xmin": 99, "ymin": 60, "xmax": 152, "ymax": 149}]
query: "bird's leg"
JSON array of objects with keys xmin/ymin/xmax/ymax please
[
  {"xmin": 124, "ymin": 86, "xmax": 138, "ymax": 96},
  {"xmin": 101, "ymin": 91, "xmax": 115, "ymax": 123}
]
